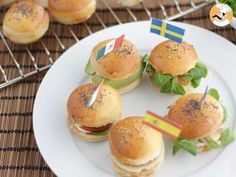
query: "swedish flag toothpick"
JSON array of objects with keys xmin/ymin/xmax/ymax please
[{"xmin": 150, "ymin": 18, "xmax": 185, "ymax": 43}]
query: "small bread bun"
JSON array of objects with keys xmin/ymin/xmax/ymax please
[
  {"xmin": 49, "ymin": 0, "xmax": 96, "ymax": 25},
  {"xmin": 90, "ymin": 39, "xmax": 141, "ymax": 80},
  {"xmin": 168, "ymin": 93, "xmax": 224, "ymax": 139},
  {"xmin": 3, "ymin": 0, "xmax": 49, "ymax": 44},
  {"xmin": 67, "ymin": 83, "xmax": 122, "ymax": 141},
  {"xmin": 149, "ymin": 40, "xmax": 197, "ymax": 76},
  {"xmin": 116, "ymin": 0, "xmax": 143, "ymax": 7},
  {"xmin": 109, "ymin": 117, "xmax": 164, "ymax": 176},
  {"xmin": 0, "ymin": 0, "xmax": 15, "ymax": 7}
]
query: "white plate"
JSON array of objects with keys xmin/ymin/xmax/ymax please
[{"xmin": 33, "ymin": 21, "xmax": 236, "ymax": 177}]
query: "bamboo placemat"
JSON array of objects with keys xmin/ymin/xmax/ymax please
[{"xmin": 0, "ymin": 1, "xmax": 235, "ymax": 177}]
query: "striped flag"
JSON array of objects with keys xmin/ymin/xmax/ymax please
[
  {"xmin": 150, "ymin": 18, "xmax": 185, "ymax": 43},
  {"xmin": 96, "ymin": 34, "xmax": 125, "ymax": 60},
  {"xmin": 144, "ymin": 111, "xmax": 182, "ymax": 139}
]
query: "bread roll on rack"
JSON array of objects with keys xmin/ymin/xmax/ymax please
[{"xmin": 3, "ymin": 0, "xmax": 49, "ymax": 44}]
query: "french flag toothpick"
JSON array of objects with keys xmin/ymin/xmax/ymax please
[{"xmin": 96, "ymin": 34, "xmax": 125, "ymax": 60}]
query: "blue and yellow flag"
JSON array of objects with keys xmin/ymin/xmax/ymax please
[
  {"xmin": 144, "ymin": 111, "xmax": 183, "ymax": 139},
  {"xmin": 150, "ymin": 18, "xmax": 185, "ymax": 43}
]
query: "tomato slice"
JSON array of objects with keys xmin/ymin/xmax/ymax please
[{"xmin": 81, "ymin": 123, "xmax": 112, "ymax": 132}]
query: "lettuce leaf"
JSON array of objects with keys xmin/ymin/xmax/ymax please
[
  {"xmin": 205, "ymin": 138, "xmax": 221, "ymax": 149},
  {"xmin": 142, "ymin": 54, "xmax": 149, "ymax": 63},
  {"xmin": 150, "ymin": 72, "xmax": 185, "ymax": 95},
  {"xmin": 220, "ymin": 128, "xmax": 235, "ymax": 145},
  {"xmin": 161, "ymin": 78, "xmax": 185, "ymax": 95},
  {"xmin": 222, "ymin": 104, "xmax": 228, "ymax": 122},
  {"xmin": 208, "ymin": 88, "xmax": 220, "ymax": 101},
  {"xmin": 145, "ymin": 64, "xmax": 155, "ymax": 72},
  {"xmin": 191, "ymin": 79, "xmax": 201, "ymax": 88},
  {"xmin": 206, "ymin": 128, "xmax": 234, "ymax": 149},
  {"xmin": 207, "ymin": 88, "xmax": 227, "ymax": 122},
  {"xmin": 151, "ymin": 72, "xmax": 171, "ymax": 87},
  {"xmin": 148, "ymin": 61, "xmax": 207, "ymax": 95},
  {"xmin": 183, "ymin": 62, "xmax": 208, "ymax": 88},
  {"xmin": 173, "ymin": 139, "xmax": 198, "ymax": 156}
]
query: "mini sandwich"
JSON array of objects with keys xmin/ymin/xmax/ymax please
[
  {"xmin": 146, "ymin": 40, "xmax": 208, "ymax": 95},
  {"xmin": 67, "ymin": 83, "xmax": 122, "ymax": 142},
  {"xmin": 168, "ymin": 91, "xmax": 234, "ymax": 156},
  {"xmin": 85, "ymin": 39, "xmax": 145, "ymax": 94},
  {"xmin": 108, "ymin": 116, "xmax": 164, "ymax": 177}
]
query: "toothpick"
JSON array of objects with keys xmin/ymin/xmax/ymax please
[
  {"xmin": 86, "ymin": 79, "xmax": 104, "ymax": 108},
  {"xmin": 199, "ymin": 71, "xmax": 212, "ymax": 108}
]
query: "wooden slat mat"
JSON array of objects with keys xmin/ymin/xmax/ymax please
[{"xmin": 0, "ymin": 1, "xmax": 235, "ymax": 177}]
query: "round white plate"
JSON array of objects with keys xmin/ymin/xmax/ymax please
[{"xmin": 33, "ymin": 21, "xmax": 236, "ymax": 177}]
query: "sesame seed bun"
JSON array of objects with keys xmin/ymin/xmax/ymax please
[
  {"xmin": 109, "ymin": 117, "xmax": 163, "ymax": 165},
  {"xmin": 149, "ymin": 40, "xmax": 198, "ymax": 76},
  {"xmin": 168, "ymin": 93, "xmax": 224, "ymax": 139},
  {"xmin": 3, "ymin": 0, "xmax": 49, "ymax": 44},
  {"xmin": 67, "ymin": 83, "xmax": 122, "ymax": 128},
  {"xmin": 90, "ymin": 39, "xmax": 142, "ymax": 80},
  {"xmin": 49, "ymin": 0, "xmax": 96, "ymax": 25}
]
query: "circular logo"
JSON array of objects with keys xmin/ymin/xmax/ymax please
[{"xmin": 210, "ymin": 3, "xmax": 233, "ymax": 27}]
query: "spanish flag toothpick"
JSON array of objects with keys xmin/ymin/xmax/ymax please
[{"xmin": 144, "ymin": 111, "xmax": 182, "ymax": 139}]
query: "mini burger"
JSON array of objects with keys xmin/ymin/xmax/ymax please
[
  {"xmin": 108, "ymin": 116, "xmax": 164, "ymax": 177},
  {"xmin": 146, "ymin": 40, "xmax": 208, "ymax": 95},
  {"xmin": 67, "ymin": 83, "xmax": 122, "ymax": 142},
  {"xmin": 85, "ymin": 39, "xmax": 145, "ymax": 94},
  {"xmin": 168, "ymin": 91, "xmax": 234, "ymax": 156}
]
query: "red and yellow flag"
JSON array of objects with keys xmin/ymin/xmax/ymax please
[{"xmin": 144, "ymin": 111, "xmax": 182, "ymax": 139}]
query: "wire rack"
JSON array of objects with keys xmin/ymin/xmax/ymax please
[{"xmin": 0, "ymin": 0, "xmax": 214, "ymax": 90}]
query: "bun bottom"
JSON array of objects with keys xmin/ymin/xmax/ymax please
[
  {"xmin": 112, "ymin": 143, "xmax": 164, "ymax": 177},
  {"xmin": 68, "ymin": 118, "xmax": 108, "ymax": 142},
  {"xmin": 118, "ymin": 77, "xmax": 142, "ymax": 94}
]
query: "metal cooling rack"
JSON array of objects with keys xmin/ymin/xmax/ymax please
[{"xmin": 0, "ymin": 0, "xmax": 214, "ymax": 90}]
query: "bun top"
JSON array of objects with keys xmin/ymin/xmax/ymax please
[
  {"xmin": 49, "ymin": 0, "xmax": 92, "ymax": 12},
  {"xmin": 149, "ymin": 40, "xmax": 197, "ymax": 76},
  {"xmin": 109, "ymin": 117, "xmax": 163, "ymax": 165},
  {"xmin": 168, "ymin": 93, "xmax": 224, "ymax": 139},
  {"xmin": 90, "ymin": 39, "xmax": 141, "ymax": 80},
  {"xmin": 67, "ymin": 83, "xmax": 122, "ymax": 127},
  {"xmin": 3, "ymin": 0, "xmax": 48, "ymax": 33}
]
